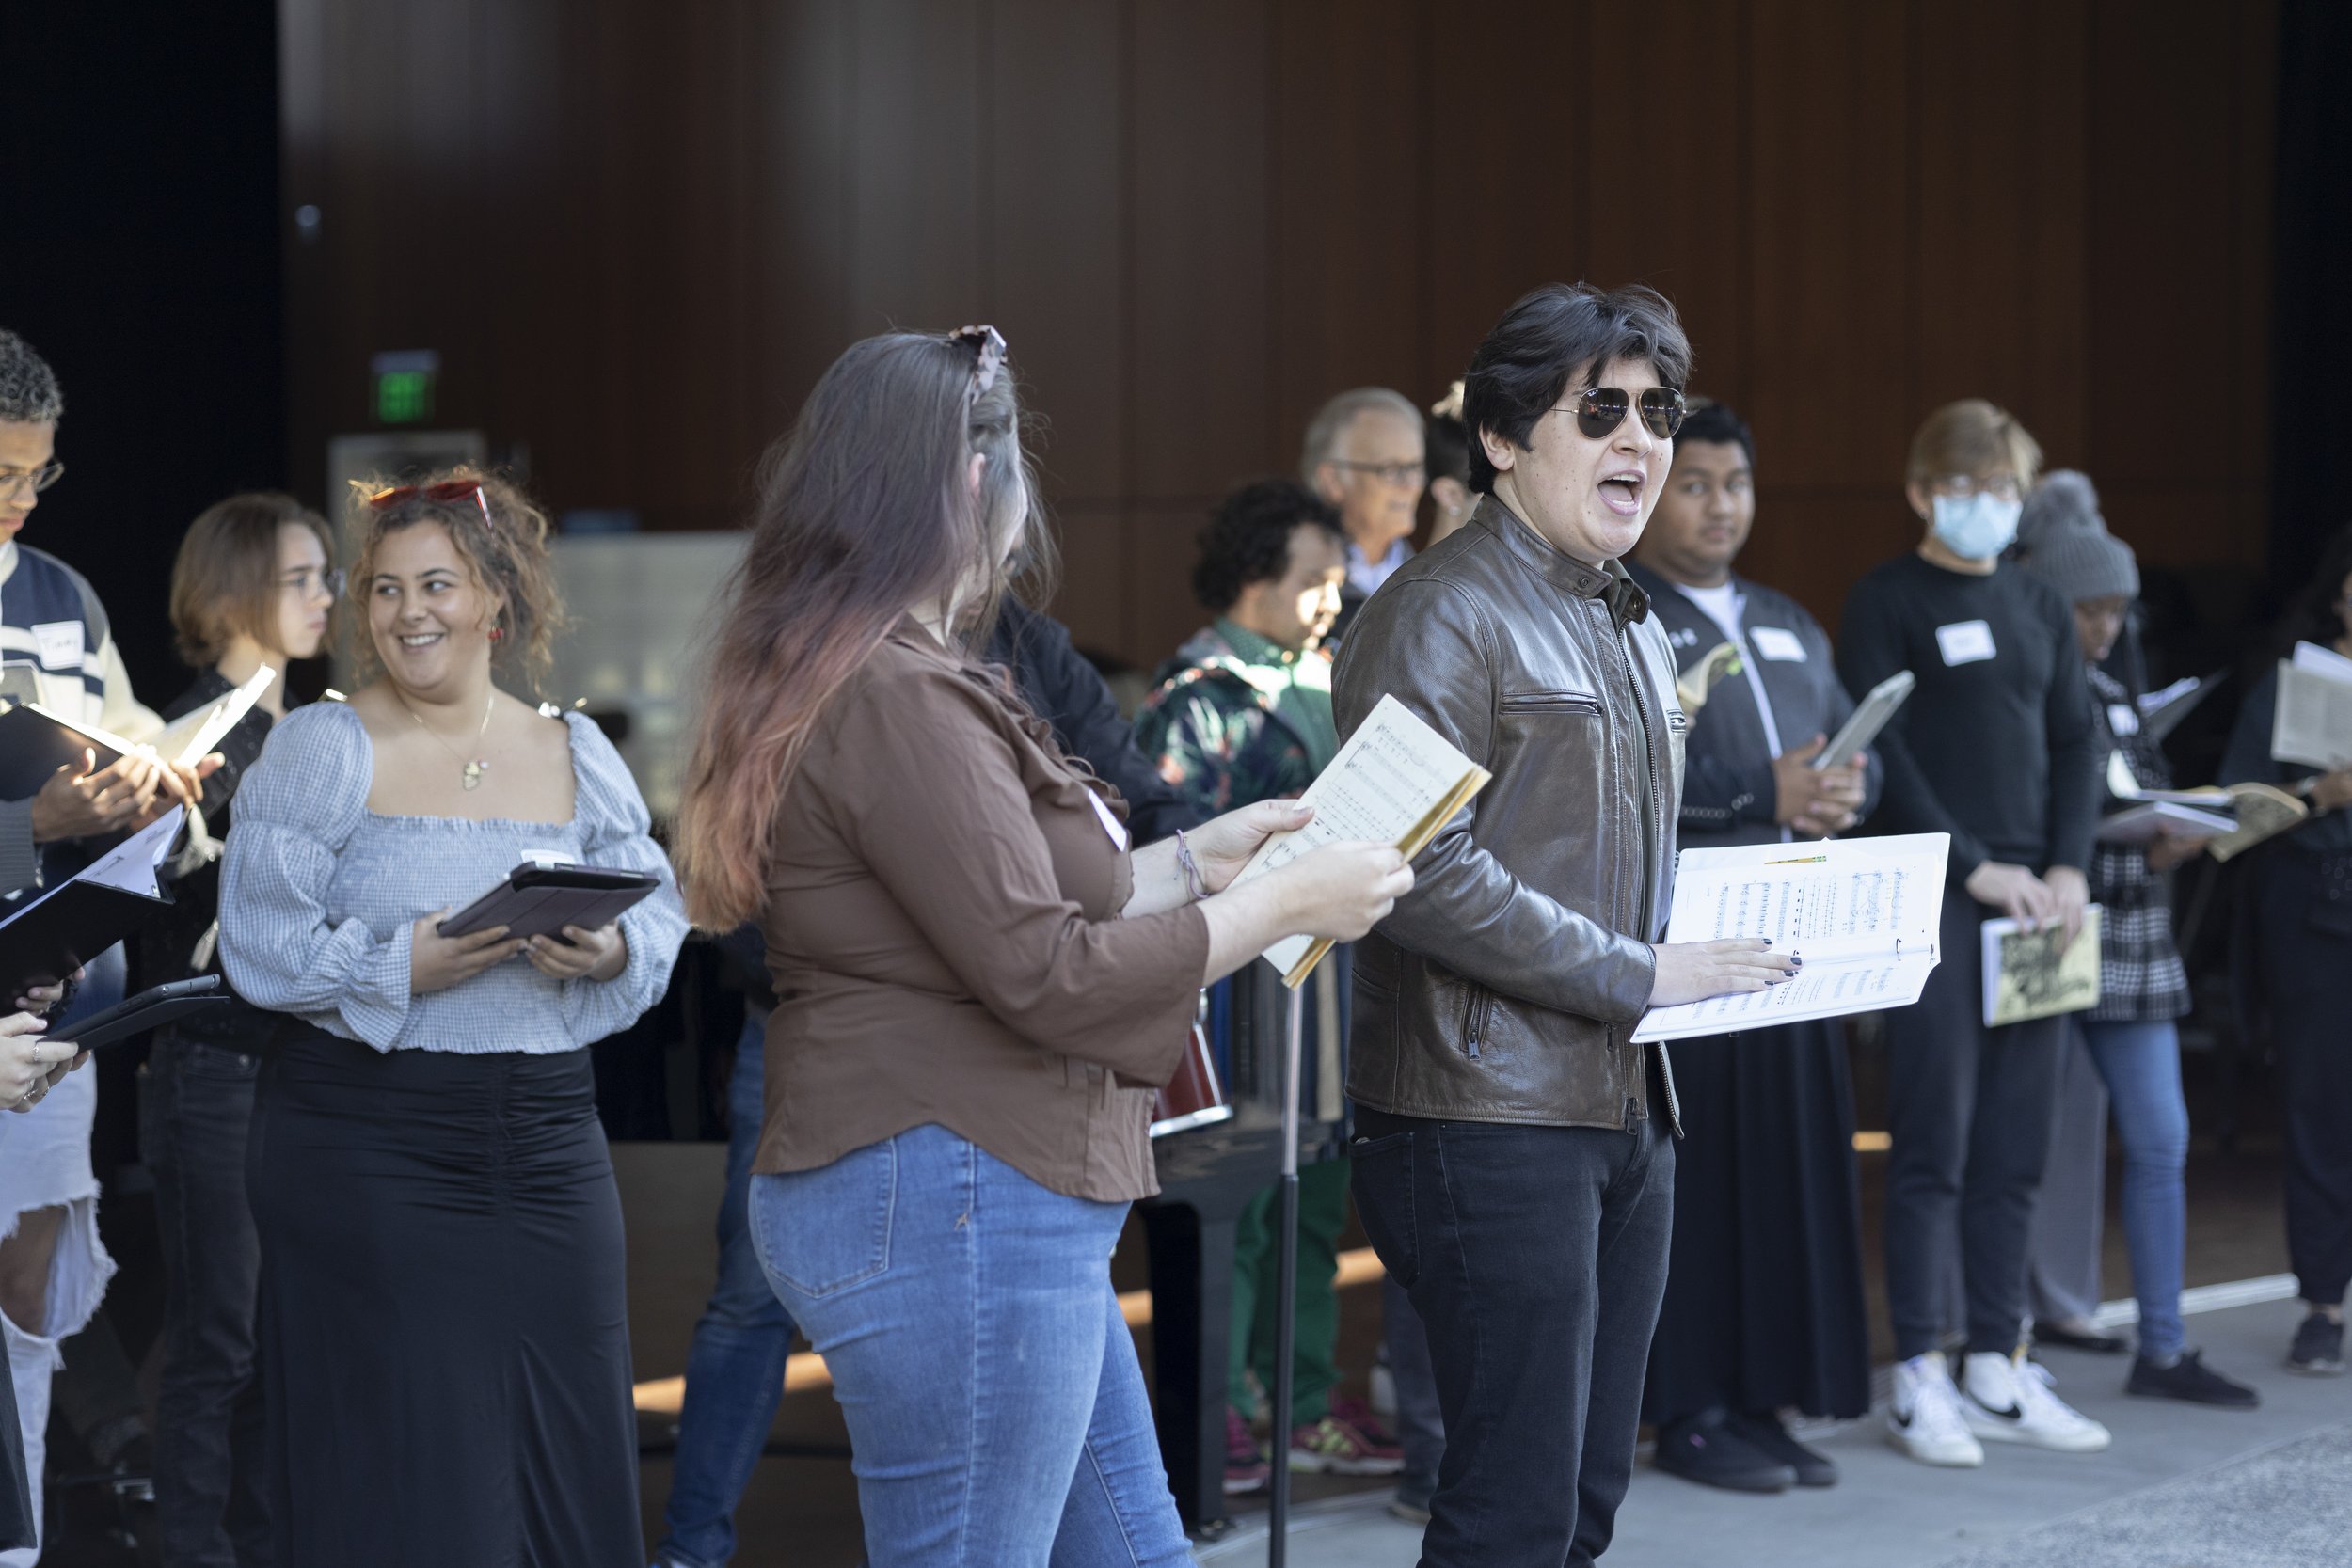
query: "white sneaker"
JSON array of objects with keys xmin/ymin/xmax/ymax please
[
  {"xmin": 1888, "ymin": 1352, "xmax": 1985, "ymax": 1466},
  {"xmin": 1960, "ymin": 1351, "xmax": 2112, "ymax": 1452}
]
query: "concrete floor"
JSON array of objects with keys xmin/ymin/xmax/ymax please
[{"xmin": 1194, "ymin": 1294, "xmax": 2350, "ymax": 1568}]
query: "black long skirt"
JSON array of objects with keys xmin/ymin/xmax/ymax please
[
  {"xmin": 1642, "ymin": 1020, "xmax": 1872, "ymax": 1423},
  {"xmin": 248, "ymin": 1033, "xmax": 640, "ymax": 1568}
]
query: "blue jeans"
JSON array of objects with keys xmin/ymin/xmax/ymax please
[
  {"xmin": 655, "ymin": 1013, "xmax": 798, "ymax": 1568},
  {"xmin": 2079, "ymin": 1019, "xmax": 2192, "ymax": 1358},
  {"xmin": 749, "ymin": 1124, "xmax": 1187, "ymax": 1568}
]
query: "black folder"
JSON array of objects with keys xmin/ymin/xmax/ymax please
[
  {"xmin": 0, "ymin": 809, "xmax": 185, "ymax": 990},
  {"xmin": 66, "ymin": 976, "xmax": 232, "ymax": 1051},
  {"xmin": 0, "ymin": 702, "xmax": 131, "ymax": 800},
  {"xmin": 437, "ymin": 863, "xmax": 660, "ymax": 942}
]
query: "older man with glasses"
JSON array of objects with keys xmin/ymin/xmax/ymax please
[{"xmin": 1301, "ymin": 387, "xmax": 1425, "ymax": 640}]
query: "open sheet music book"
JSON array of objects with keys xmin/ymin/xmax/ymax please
[
  {"xmin": 1630, "ymin": 832, "xmax": 1949, "ymax": 1043},
  {"xmin": 1227, "ymin": 694, "xmax": 1490, "ymax": 990},
  {"xmin": 2272, "ymin": 643, "xmax": 2352, "ymax": 770},
  {"xmin": 0, "ymin": 665, "xmax": 276, "ymax": 800}
]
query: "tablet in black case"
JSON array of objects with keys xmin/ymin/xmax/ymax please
[{"xmin": 437, "ymin": 864, "xmax": 660, "ymax": 942}]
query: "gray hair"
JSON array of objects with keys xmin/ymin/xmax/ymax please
[
  {"xmin": 1299, "ymin": 387, "xmax": 1422, "ymax": 484},
  {"xmin": 0, "ymin": 331, "xmax": 63, "ymax": 425}
]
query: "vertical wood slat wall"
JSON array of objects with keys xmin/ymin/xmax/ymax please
[{"xmin": 280, "ymin": 0, "xmax": 2277, "ymax": 669}]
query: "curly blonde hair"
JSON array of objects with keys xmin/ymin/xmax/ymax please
[{"xmin": 344, "ymin": 467, "xmax": 567, "ymax": 689}]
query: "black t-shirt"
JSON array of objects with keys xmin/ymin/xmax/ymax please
[{"xmin": 1836, "ymin": 551, "xmax": 2098, "ymax": 885}]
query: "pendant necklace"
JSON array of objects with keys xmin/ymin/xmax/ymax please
[{"xmin": 399, "ymin": 689, "xmax": 496, "ymax": 790}]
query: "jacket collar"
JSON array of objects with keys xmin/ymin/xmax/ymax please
[{"xmin": 1471, "ymin": 497, "xmax": 1650, "ymax": 629}]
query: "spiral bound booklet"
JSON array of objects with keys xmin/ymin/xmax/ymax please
[{"xmin": 1631, "ymin": 831, "xmax": 1949, "ymax": 1043}]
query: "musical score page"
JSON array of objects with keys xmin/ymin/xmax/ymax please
[
  {"xmin": 1632, "ymin": 831, "xmax": 1947, "ymax": 1042},
  {"xmin": 1228, "ymin": 694, "xmax": 1489, "ymax": 986}
]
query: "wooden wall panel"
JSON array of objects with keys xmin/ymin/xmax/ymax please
[
  {"xmin": 1586, "ymin": 0, "xmax": 1746, "ymax": 405},
  {"xmin": 1422, "ymin": 2, "xmax": 1584, "ymax": 395},
  {"xmin": 1132, "ymin": 0, "xmax": 1276, "ymax": 505},
  {"xmin": 990, "ymin": 0, "xmax": 1127, "ymax": 505},
  {"xmin": 1747, "ymin": 0, "xmax": 1912, "ymax": 499},
  {"xmin": 1270, "ymin": 0, "xmax": 1425, "ymax": 451},
  {"xmin": 282, "ymin": 0, "xmax": 2282, "ymax": 663},
  {"xmin": 1912, "ymin": 0, "xmax": 2090, "ymax": 464}
]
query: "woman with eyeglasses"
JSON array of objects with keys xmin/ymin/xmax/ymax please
[
  {"xmin": 675, "ymin": 327, "xmax": 1411, "ymax": 1567},
  {"xmin": 217, "ymin": 470, "xmax": 687, "ymax": 1566},
  {"xmin": 135, "ymin": 493, "xmax": 335, "ymax": 1565},
  {"xmin": 2221, "ymin": 524, "xmax": 2352, "ymax": 1378}
]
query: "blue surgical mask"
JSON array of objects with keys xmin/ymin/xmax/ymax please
[{"xmin": 1931, "ymin": 492, "xmax": 2023, "ymax": 561}]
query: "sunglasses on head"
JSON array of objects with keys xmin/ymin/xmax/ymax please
[
  {"xmin": 947, "ymin": 325, "xmax": 1008, "ymax": 404},
  {"xmin": 367, "ymin": 479, "xmax": 497, "ymax": 531},
  {"xmin": 1556, "ymin": 386, "xmax": 1688, "ymax": 442}
]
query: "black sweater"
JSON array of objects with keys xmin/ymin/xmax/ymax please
[{"xmin": 1836, "ymin": 551, "xmax": 2098, "ymax": 885}]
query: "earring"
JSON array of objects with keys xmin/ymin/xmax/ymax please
[{"xmin": 488, "ymin": 626, "xmax": 506, "ymax": 642}]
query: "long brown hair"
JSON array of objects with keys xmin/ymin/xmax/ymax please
[{"xmin": 675, "ymin": 331, "xmax": 1045, "ymax": 929}]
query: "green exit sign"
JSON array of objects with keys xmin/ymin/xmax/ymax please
[{"xmin": 371, "ymin": 350, "xmax": 439, "ymax": 424}]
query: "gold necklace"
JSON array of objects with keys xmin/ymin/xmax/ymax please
[{"xmin": 397, "ymin": 689, "xmax": 496, "ymax": 790}]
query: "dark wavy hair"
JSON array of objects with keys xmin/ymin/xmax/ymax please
[
  {"xmin": 1461, "ymin": 283, "xmax": 1692, "ymax": 494},
  {"xmin": 1191, "ymin": 481, "xmax": 1343, "ymax": 613}
]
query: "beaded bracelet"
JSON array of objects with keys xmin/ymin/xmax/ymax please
[{"xmin": 1173, "ymin": 828, "xmax": 1210, "ymax": 902}]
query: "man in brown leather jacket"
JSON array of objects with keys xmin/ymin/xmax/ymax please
[{"xmin": 1337, "ymin": 283, "xmax": 1793, "ymax": 1568}]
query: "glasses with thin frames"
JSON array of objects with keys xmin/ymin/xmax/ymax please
[
  {"xmin": 1927, "ymin": 473, "xmax": 2024, "ymax": 505},
  {"xmin": 280, "ymin": 566, "xmax": 348, "ymax": 599},
  {"xmin": 0, "ymin": 462, "xmax": 64, "ymax": 499},
  {"xmin": 948, "ymin": 325, "xmax": 1008, "ymax": 404},
  {"xmin": 1327, "ymin": 459, "xmax": 1426, "ymax": 488},
  {"xmin": 366, "ymin": 479, "xmax": 498, "ymax": 532},
  {"xmin": 1553, "ymin": 387, "xmax": 1688, "ymax": 442}
]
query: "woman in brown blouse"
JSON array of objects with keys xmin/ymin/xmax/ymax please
[{"xmin": 676, "ymin": 328, "xmax": 1407, "ymax": 1567}]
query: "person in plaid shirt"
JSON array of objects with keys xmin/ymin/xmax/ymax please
[{"xmin": 2016, "ymin": 470, "xmax": 2258, "ymax": 1407}]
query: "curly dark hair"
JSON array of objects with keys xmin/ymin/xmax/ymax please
[
  {"xmin": 1191, "ymin": 480, "xmax": 1343, "ymax": 613},
  {"xmin": 346, "ymin": 467, "xmax": 568, "ymax": 689}
]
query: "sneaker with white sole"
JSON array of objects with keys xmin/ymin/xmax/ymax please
[
  {"xmin": 1960, "ymin": 1351, "xmax": 2111, "ymax": 1452},
  {"xmin": 1887, "ymin": 1352, "xmax": 1984, "ymax": 1467}
]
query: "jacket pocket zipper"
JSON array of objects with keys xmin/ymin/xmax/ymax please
[
  {"xmin": 1463, "ymin": 990, "xmax": 1491, "ymax": 1058},
  {"xmin": 1497, "ymin": 691, "xmax": 1604, "ymax": 715}
]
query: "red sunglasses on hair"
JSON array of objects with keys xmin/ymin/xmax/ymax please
[{"xmin": 367, "ymin": 479, "xmax": 496, "ymax": 531}]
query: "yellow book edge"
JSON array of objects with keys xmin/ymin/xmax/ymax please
[{"xmin": 1279, "ymin": 765, "xmax": 1492, "ymax": 990}]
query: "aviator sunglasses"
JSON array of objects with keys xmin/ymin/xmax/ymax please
[{"xmin": 1555, "ymin": 386, "xmax": 1689, "ymax": 442}]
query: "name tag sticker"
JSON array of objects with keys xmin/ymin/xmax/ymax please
[
  {"xmin": 1749, "ymin": 626, "xmax": 1807, "ymax": 663},
  {"xmin": 1085, "ymin": 787, "xmax": 1130, "ymax": 852},
  {"xmin": 31, "ymin": 621, "xmax": 82, "ymax": 673},
  {"xmin": 1934, "ymin": 620, "xmax": 1997, "ymax": 666},
  {"xmin": 2107, "ymin": 703, "xmax": 2140, "ymax": 737}
]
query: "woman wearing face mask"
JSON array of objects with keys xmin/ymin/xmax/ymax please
[
  {"xmin": 217, "ymin": 471, "xmax": 688, "ymax": 1566},
  {"xmin": 1836, "ymin": 401, "xmax": 2108, "ymax": 1467},
  {"xmin": 138, "ymin": 493, "xmax": 337, "ymax": 1565},
  {"xmin": 675, "ymin": 328, "xmax": 1412, "ymax": 1567}
]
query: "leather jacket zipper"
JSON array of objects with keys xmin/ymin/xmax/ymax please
[
  {"xmin": 1617, "ymin": 630, "xmax": 1665, "ymax": 1124},
  {"xmin": 1463, "ymin": 990, "xmax": 1490, "ymax": 1058}
]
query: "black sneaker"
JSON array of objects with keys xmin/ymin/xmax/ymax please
[
  {"xmin": 1728, "ymin": 1410, "xmax": 1838, "ymax": 1487},
  {"xmin": 2287, "ymin": 1313, "xmax": 2346, "ymax": 1376},
  {"xmin": 2126, "ymin": 1349, "xmax": 2260, "ymax": 1407},
  {"xmin": 1652, "ymin": 1407, "xmax": 1796, "ymax": 1494}
]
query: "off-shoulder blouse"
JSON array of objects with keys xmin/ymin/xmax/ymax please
[{"xmin": 219, "ymin": 700, "xmax": 687, "ymax": 1053}]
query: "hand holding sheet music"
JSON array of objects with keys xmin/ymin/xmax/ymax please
[
  {"xmin": 1225, "ymin": 695, "xmax": 1490, "ymax": 988},
  {"xmin": 1632, "ymin": 832, "xmax": 1949, "ymax": 1043}
]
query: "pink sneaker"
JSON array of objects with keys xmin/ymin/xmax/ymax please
[{"xmin": 1224, "ymin": 1407, "xmax": 1270, "ymax": 1495}]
